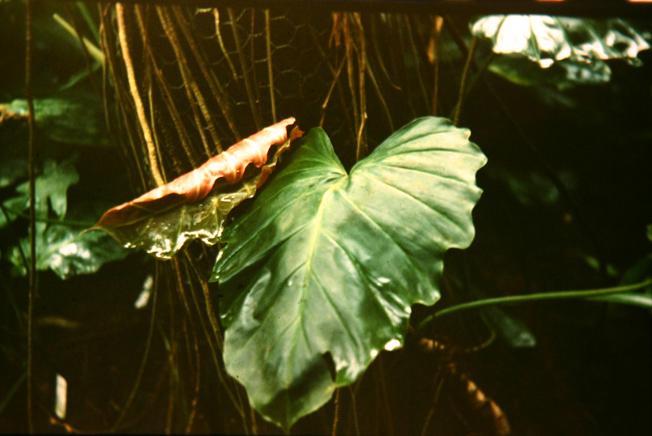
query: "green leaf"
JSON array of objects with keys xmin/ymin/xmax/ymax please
[
  {"xmin": 0, "ymin": 196, "xmax": 26, "ymax": 229},
  {"xmin": 471, "ymin": 15, "xmax": 650, "ymax": 87},
  {"xmin": 8, "ymin": 223, "xmax": 128, "ymax": 280},
  {"xmin": 3, "ymin": 94, "xmax": 108, "ymax": 146},
  {"xmin": 487, "ymin": 55, "xmax": 611, "ymax": 89},
  {"xmin": 0, "ymin": 158, "xmax": 26, "ymax": 189},
  {"xmin": 0, "ymin": 159, "xmax": 78, "ymax": 228},
  {"xmin": 16, "ymin": 159, "xmax": 79, "ymax": 219},
  {"xmin": 481, "ymin": 307, "xmax": 536, "ymax": 348},
  {"xmin": 211, "ymin": 117, "xmax": 486, "ymax": 430}
]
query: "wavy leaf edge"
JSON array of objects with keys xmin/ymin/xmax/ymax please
[{"xmin": 211, "ymin": 116, "xmax": 487, "ymax": 430}]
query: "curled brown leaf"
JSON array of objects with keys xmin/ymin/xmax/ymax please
[
  {"xmin": 97, "ymin": 117, "xmax": 302, "ymax": 227},
  {"xmin": 93, "ymin": 118, "xmax": 303, "ymax": 258}
]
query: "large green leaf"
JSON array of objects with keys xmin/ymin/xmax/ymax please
[{"xmin": 211, "ymin": 117, "xmax": 487, "ymax": 430}]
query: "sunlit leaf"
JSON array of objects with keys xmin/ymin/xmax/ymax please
[
  {"xmin": 0, "ymin": 154, "xmax": 127, "ymax": 279},
  {"xmin": 471, "ymin": 15, "xmax": 650, "ymax": 87},
  {"xmin": 8, "ymin": 222, "xmax": 128, "ymax": 280},
  {"xmin": 211, "ymin": 117, "xmax": 486, "ymax": 430},
  {"xmin": 95, "ymin": 118, "xmax": 302, "ymax": 259}
]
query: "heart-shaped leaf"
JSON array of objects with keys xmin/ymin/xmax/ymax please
[
  {"xmin": 95, "ymin": 118, "xmax": 302, "ymax": 259},
  {"xmin": 211, "ymin": 117, "xmax": 487, "ymax": 430}
]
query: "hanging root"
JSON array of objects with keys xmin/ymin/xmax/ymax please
[
  {"xmin": 418, "ymin": 335, "xmax": 511, "ymax": 436},
  {"xmin": 116, "ymin": 3, "xmax": 165, "ymax": 186},
  {"xmin": 330, "ymin": 12, "xmax": 368, "ymax": 160},
  {"xmin": 446, "ymin": 363, "xmax": 512, "ymax": 436}
]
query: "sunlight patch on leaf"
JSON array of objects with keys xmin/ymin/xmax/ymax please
[
  {"xmin": 0, "ymin": 157, "xmax": 129, "ymax": 279},
  {"xmin": 9, "ymin": 224, "xmax": 128, "ymax": 279},
  {"xmin": 472, "ymin": 15, "xmax": 650, "ymax": 87}
]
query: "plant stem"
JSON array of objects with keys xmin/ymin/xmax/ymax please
[
  {"xmin": 116, "ymin": 3, "xmax": 165, "ymax": 187},
  {"xmin": 1, "ymin": 371, "xmax": 26, "ymax": 416},
  {"xmin": 25, "ymin": 1, "xmax": 36, "ymax": 431},
  {"xmin": 331, "ymin": 388, "xmax": 341, "ymax": 436},
  {"xmin": 418, "ymin": 279, "xmax": 652, "ymax": 330},
  {"xmin": 452, "ymin": 34, "xmax": 477, "ymax": 125},
  {"xmin": 264, "ymin": 10, "xmax": 276, "ymax": 122},
  {"xmin": 228, "ymin": 8, "xmax": 262, "ymax": 131}
]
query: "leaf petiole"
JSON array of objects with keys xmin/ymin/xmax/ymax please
[{"xmin": 418, "ymin": 278, "xmax": 652, "ymax": 330}]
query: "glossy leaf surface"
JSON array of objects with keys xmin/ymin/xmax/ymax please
[
  {"xmin": 96, "ymin": 118, "xmax": 301, "ymax": 259},
  {"xmin": 0, "ymin": 155, "xmax": 128, "ymax": 279},
  {"xmin": 471, "ymin": 15, "xmax": 650, "ymax": 87},
  {"xmin": 8, "ymin": 223, "xmax": 128, "ymax": 280},
  {"xmin": 211, "ymin": 117, "xmax": 487, "ymax": 430}
]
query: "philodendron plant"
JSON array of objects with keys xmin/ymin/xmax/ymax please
[
  {"xmin": 96, "ymin": 115, "xmax": 486, "ymax": 430},
  {"xmin": 211, "ymin": 116, "xmax": 487, "ymax": 430}
]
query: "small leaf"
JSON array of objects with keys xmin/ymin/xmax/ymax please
[
  {"xmin": 211, "ymin": 117, "xmax": 486, "ymax": 430},
  {"xmin": 1, "ymin": 159, "xmax": 79, "ymax": 228},
  {"xmin": 481, "ymin": 307, "xmax": 536, "ymax": 348},
  {"xmin": 9, "ymin": 223, "xmax": 128, "ymax": 280},
  {"xmin": 95, "ymin": 118, "xmax": 302, "ymax": 259}
]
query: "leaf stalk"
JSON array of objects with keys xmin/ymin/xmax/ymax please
[{"xmin": 418, "ymin": 278, "xmax": 652, "ymax": 330}]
